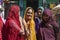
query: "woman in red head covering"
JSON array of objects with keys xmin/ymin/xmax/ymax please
[{"xmin": 5, "ymin": 5, "xmax": 24, "ymax": 40}]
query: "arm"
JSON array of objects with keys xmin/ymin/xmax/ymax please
[
  {"xmin": 9, "ymin": 20, "xmax": 23, "ymax": 33},
  {"xmin": 19, "ymin": 17, "xmax": 25, "ymax": 34},
  {"xmin": 22, "ymin": 18, "xmax": 30, "ymax": 34}
]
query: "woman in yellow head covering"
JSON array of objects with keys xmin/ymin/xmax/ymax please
[{"xmin": 24, "ymin": 7, "xmax": 36, "ymax": 40}]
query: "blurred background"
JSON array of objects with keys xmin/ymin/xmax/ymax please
[{"xmin": 0, "ymin": 0, "xmax": 60, "ymax": 18}]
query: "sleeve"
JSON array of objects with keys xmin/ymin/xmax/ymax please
[
  {"xmin": 9, "ymin": 20, "xmax": 21, "ymax": 33},
  {"xmin": 0, "ymin": 20, "xmax": 3, "ymax": 29}
]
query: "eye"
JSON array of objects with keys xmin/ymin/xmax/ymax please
[{"xmin": 27, "ymin": 12, "xmax": 32, "ymax": 14}]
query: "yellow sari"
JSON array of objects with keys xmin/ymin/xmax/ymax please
[{"xmin": 24, "ymin": 7, "xmax": 36, "ymax": 40}]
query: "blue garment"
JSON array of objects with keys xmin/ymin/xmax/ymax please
[{"xmin": 35, "ymin": 17, "xmax": 41, "ymax": 33}]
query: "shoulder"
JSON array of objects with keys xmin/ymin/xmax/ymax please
[{"xmin": 5, "ymin": 19, "xmax": 14, "ymax": 26}]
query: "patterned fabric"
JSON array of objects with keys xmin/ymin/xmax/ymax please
[{"xmin": 5, "ymin": 5, "xmax": 24, "ymax": 40}]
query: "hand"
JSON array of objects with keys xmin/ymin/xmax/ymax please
[
  {"xmin": 26, "ymin": 30, "xmax": 30, "ymax": 37},
  {"xmin": 18, "ymin": 30, "xmax": 25, "ymax": 36},
  {"xmin": 48, "ymin": 24, "xmax": 53, "ymax": 28}
]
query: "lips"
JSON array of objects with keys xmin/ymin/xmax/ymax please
[{"xmin": 27, "ymin": 15, "xmax": 32, "ymax": 17}]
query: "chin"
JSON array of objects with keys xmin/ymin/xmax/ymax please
[{"xmin": 28, "ymin": 18, "xmax": 31, "ymax": 20}]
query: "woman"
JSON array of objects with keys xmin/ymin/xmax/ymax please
[
  {"xmin": 34, "ymin": 6, "xmax": 44, "ymax": 40},
  {"xmin": 5, "ymin": 5, "xmax": 24, "ymax": 40},
  {"xmin": 24, "ymin": 7, "xmax": 36, "ymax": 40},
  {"xmin": 38, "ymin": 9, "xmax": 59, "ymax": 40},
  {"xmin": 34, "ymin": 6, "xmax": 44, "ymax": 33},
  {"xmin": 37, "ymin": 6, "xmax": 44, "ymax": 20}
]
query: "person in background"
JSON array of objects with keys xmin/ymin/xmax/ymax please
[
  {"xmin": 38, "ymin": 9, "xmax": 59, "ymax": 40},
  {"xmin": 4, "ymin": 5, "xmax": 25, "ymax": 40},
  {"xmin": 0, "ymin": 8, "xmax": 4, "ymax": 40},
  {"xmin": 24, "ymin": 7, "xmax": 36, "ymax": 40},
  {"xmin": 35, "ymin": 6, "xmax": 44, "ymax": 33},
  {"xmin": 37, "ymin": 7, "xmax": 44, "ymax": 20},
  {"xmin": 34, "ymin": 7, "xmax": 44, "ymax": 40}
]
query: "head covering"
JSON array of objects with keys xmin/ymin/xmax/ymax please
[
  {"xmin": 43, "ymin": 9, "xmax": 59, "ymax": 27},
  {"xmin": 7, "ymin": 5, "xmax": 20, "ymax": 26},
  {"xmin": 8, "ymin": 5, "xmax": 20, "ymax": 21},
  {"xmin": 43, "ymin": 9, "xmax": 52, "ymax": 17},
  {"xmin": 38, "ymin": 6, "xmax": 44, "ymax": 13}
]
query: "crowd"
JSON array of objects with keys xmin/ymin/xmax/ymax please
[{"xmin": 0, "ymin": 5, "xmax": 59, "ymax": 40}]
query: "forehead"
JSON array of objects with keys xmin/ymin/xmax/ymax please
[
  {"xmin": 43, "ymin": 13, "xmax": 50, "ymax": 17},
  {"xmin": 38, "ymin": 9, "xmax": 42, "ymax": 11},
  {"xmin": 28, "ymin": 9, "xmax": 32, "ymax": 12}
]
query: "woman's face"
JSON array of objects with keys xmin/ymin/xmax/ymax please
[
  {"xmin": 38, "ymin": 10, "xmax": 42, "ymax": 15},
  {"xmin": 26, "ymin": 9, "xmax": 33, "ymax": 20},
  {"xmin": 37, "ymin": 9, "xmax": 42, "ymax": 17},
  {"xmin": 42, "ymin": 14, "xmax": 50, "ymax": 22}
]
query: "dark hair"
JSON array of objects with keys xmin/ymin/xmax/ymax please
[{"xmin": 27, "ymin": 7, "xmax": 32, "ymax": 12}]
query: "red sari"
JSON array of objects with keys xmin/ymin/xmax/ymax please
[
  {"xmin": 5, "ymin": 5, "xmax": 24, "ymax": 40},
  {"xmin": 0, "ymin": 17, "xmax": 3, "ymax": 40}
]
